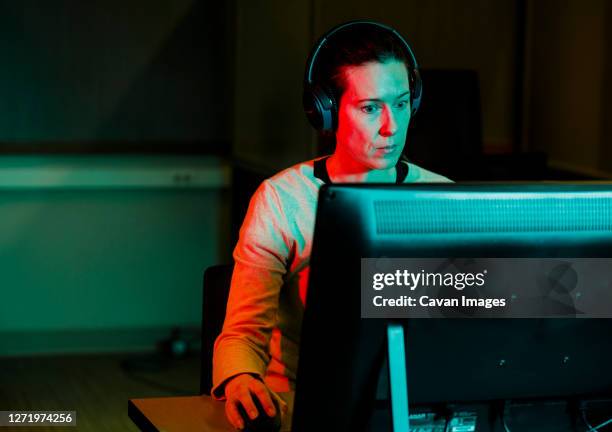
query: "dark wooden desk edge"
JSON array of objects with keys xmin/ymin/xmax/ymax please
[{"xmin": 128, "ymin": 399, "xmax": 160, "ymax": 432}]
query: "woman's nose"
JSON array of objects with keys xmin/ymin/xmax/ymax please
[{"xmin": 379, "ymin": 106, "xmax": 398, "ymax": 137}]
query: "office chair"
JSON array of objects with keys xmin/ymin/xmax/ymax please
[{"xmin": 200, "ymin": 263, "xmax": 234, "ymax": 395}]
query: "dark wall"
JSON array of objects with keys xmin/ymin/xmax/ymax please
[
  {"xmin": 527, "ymin": 0, "xmax": 609, "ymax": 176},
  {"xmin": 0, "ymin": 0, "xmax": 232, "ymax": 153}
]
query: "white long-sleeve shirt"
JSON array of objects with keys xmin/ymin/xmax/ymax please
[{"xmin": 212, "ymin": 156, "xmax": 451, "ymax": 399}]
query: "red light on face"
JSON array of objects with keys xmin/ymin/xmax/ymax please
[{"xmin": 334, "ymin": 60, "xmax": 411, "ymax": 173}]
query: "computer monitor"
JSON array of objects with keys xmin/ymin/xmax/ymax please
[{"xmin": 292, "ymin": 183, "xmax": 612, "ymax": 432}]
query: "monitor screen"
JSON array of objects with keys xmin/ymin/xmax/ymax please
[{"xmin": 292, "ymin": 183, "xmax": 612, "ymax": 432}]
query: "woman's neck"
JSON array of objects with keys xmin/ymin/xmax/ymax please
[{"xmin": 326, "ymin": 152, "xmax": 396, "ymax": 183}]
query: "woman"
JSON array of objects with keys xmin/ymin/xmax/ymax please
[{"xmin": 212, "ymin": 21, "xmax": 450, "ymax": 430}]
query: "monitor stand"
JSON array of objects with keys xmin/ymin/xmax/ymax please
[{"xmin": 387, "ymin": 323, "xmax": 410, "ymax": 431}]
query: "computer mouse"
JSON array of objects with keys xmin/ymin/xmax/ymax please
[{"xmin": 236, "ymin": 395, "xmax": 281, "ymax": 432}]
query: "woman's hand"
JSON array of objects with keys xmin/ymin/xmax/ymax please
[{"xmin": 223, "ymin": 373, "xmax": 287, "ymax": 430}]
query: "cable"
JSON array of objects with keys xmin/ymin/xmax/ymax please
[
  {"xmin": 501, "ymin": 416, "xmax": 512, "ymax": 432},
  {"xmin": 582, "ymin": 409, "xmax": 595, "ymax": 431},
  {"xmin": 442, "ymin": 413, "xmax": 450, "ymax": 432},
  {"xmin": 581, "ymin": 401, "xmax": 612, "ymax": 432},
  {"xmin": 584, "ymin": 416, "xmax": 612, "ymax": 432},
  {"xmin": 497, "ymin": 399, "xmax": 612, "ymax": 432},
  {"xmin": 501, "ymin": 400, "xmax": 512, "ymax": 432}
]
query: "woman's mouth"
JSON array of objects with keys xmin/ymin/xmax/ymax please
[{"xmin": 377, "ymin": 144, "xmax": 398, "ymax": 154}]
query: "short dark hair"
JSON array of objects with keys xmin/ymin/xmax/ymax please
[{"xmin": 311, "ymin": 24, "xmax": 411, "ymax": 103}]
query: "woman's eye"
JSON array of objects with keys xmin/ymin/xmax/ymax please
[
  {"xmin": 396, "ymin": 100, "xmax": 409, "ymax": 109},
  {"xmin": 361, "ymin": 104, "xmax": 379, "ymax": 114}
]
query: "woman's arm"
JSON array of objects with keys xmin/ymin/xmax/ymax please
[{"xmin": 211, "ymin": 179, "xmax": 291, "ymax": 427}]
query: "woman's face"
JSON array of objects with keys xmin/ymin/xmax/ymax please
[{"xmin": 335, "ymin": 60, "xmax": 411, "ymax": 171}]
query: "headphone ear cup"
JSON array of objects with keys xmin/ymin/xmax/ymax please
[{"xmin": 303, "ymin": 84, "xmax": 337, "ymax": 133}]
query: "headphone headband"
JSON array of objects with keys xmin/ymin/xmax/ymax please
[
  {"xmin": 303, "ymin": 20, "xmax": 422, "ymax": 133},
  {"xmin": 305, "ymin": 21, "xmax": 419, "ymax": 85}
]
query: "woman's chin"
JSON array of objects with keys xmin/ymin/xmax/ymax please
[{"xmin": 369, "ymin": 155, "xmax": 400, "ymax": 170}]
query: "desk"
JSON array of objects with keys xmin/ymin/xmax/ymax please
[
  {"xmin": 129, "ymin": 394, "xmax": 294, "ymax": 432},
  {"xmin": 129, "ymin": 395, "xmax": 612, "ymax": 431},
  {"xmin": 129, "ymin": 396, "xmax": 232, "ymax": 432}
]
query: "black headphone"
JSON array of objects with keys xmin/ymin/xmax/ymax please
[{"xmin": 303, "ymin": 20, "xmax": 422, "ymax": 134}]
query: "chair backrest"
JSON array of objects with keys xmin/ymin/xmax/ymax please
[
  {"xmin": 200, "ymin": 263, "xmax": 234, "ymax": 395},
  {"xmin": 405, "ymin": 69, "xmax": 483, "ymax": 180}
]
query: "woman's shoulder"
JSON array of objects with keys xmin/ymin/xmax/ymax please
[
  {"xmin": 403, "ymin": 161, "xmax": 453, "ymax": 183},
  {"xmin": 264, "ymin": 157, "xmax": 326, "ymax": 190},
  {"xmin": 247, "ymin": 157, "xmax": 325, "ymax": 213}
]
